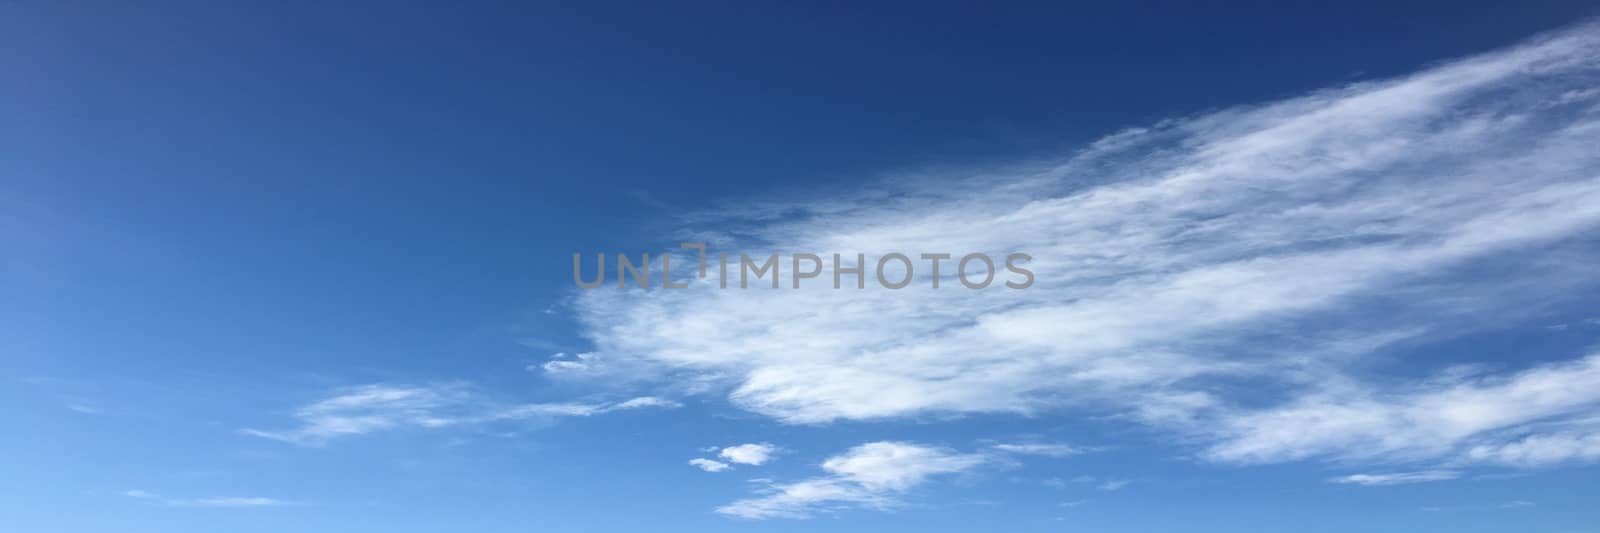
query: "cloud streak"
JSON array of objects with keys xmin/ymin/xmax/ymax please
[
  {"xmin": 1329, "ymin": 470, "xmax": 1461, "ymax": 486},
  {"xmin": 124, "ymin": 490, "xmax": 293, "ymax": 508},
  {"xmin": 989, "ymin": 442, "xmax": 1089, "ymax": 458},
  {"xmin": 242, "ymin": 384, "xmax": 677, "ymax": 446}
]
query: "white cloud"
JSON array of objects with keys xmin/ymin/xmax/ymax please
[
  {"xmin": 690, "ymin": 458, "xmax": 731, "ymax": 472},
  {"xmin": 686, "ymin": 443, "xmax": 781, "ymax": 474},
  {"xmin": 570, "ymin": 21, "xmax": 1600, "ymax": 472},
  {"xmin": 719, "ymin": 443, "xmax": 779, "ymax": 465},
  {"xmin": 716, "ymin": 441, "xmax": 987, "ymax": 519},
  {"xmin": 611, "ymin": 396, "xmax": 682, "ymax": 410},
  {"xmin": 819, "ymin": 442, "xmax": 986, "ymax": 491},
  {"xmin": 242, "ymin": 384, "xmax": 677, "ymax": 446},
  {"xmin": 716, "ymin": 478, "xmax": 885, "ymax": 520},
  {"xmin": 990, "ymin": 442, "xmax": 1088, "ymax": 458},
  {"xmin": 1329, "ymin": 470, "xmax": 1460, "ymax": 486},
  {"xmin": 124, "ymin": 489, "xmax": 292, "ymax": 507},
  {"xmin": 539, "ymin": 352, "xmax": 602, "ymax": 374}
]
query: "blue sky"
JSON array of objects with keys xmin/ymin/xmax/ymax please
[{"xmin": 5, "ymin": 2, "xmax": 1600, "ymax": 532}]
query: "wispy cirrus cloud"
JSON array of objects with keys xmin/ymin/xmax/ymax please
[
  {"xmin": 1202, "ymin": 354, "xmax": 1600, "ymax": 465},
  {"xmin": 572, "ymin": 21, "xmax": 1600, "ymax": 475},
  {"xmin": 241, "ymin": 384, "xmax": 677, "ymax": 446}
]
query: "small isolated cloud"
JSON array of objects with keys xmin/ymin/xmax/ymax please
[
  {"xmin": 241, "ymin": 384, "xmax": 677, "ymax": 446},
  {"xmin": 1329, "ymin": 470, "xmax": 1461, "ymax": 486},
  {"xmin": 63, "ymin": 402, "xmax": 103, "ymax": 415},
  {"xmin": 990, "ymin": 442, "xmax": 1088, "ymax": 458},
  {"xmin": 716, "ymin": 441, "xmax": 987, "ymax": 519},
  {"xmin": 537, "ymin": 352, "xmax": 603, "ymax": 374},
  {"xmin": 719, "ymin": 443, "xmax": 779, "ymax": 465},
  {"xmin": 1097, "ymin": 479, "xmax": 1132, "ymax": 491},
  {"xmin": 124, "ymin": 490, "xmax": 291, "ymax": 508},
  {"xmin": 690, "ymin": 458, "xmax": 731, "ymax": 472}
]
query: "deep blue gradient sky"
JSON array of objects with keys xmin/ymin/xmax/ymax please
[{"xmin": 5, "ymin": 2, "xmax": 1600, "ymax": 532}]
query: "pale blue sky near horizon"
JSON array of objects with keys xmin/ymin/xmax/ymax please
[{"xmin": 5, "ymin": 2, "xmax": 1600, "ymax": 532}]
